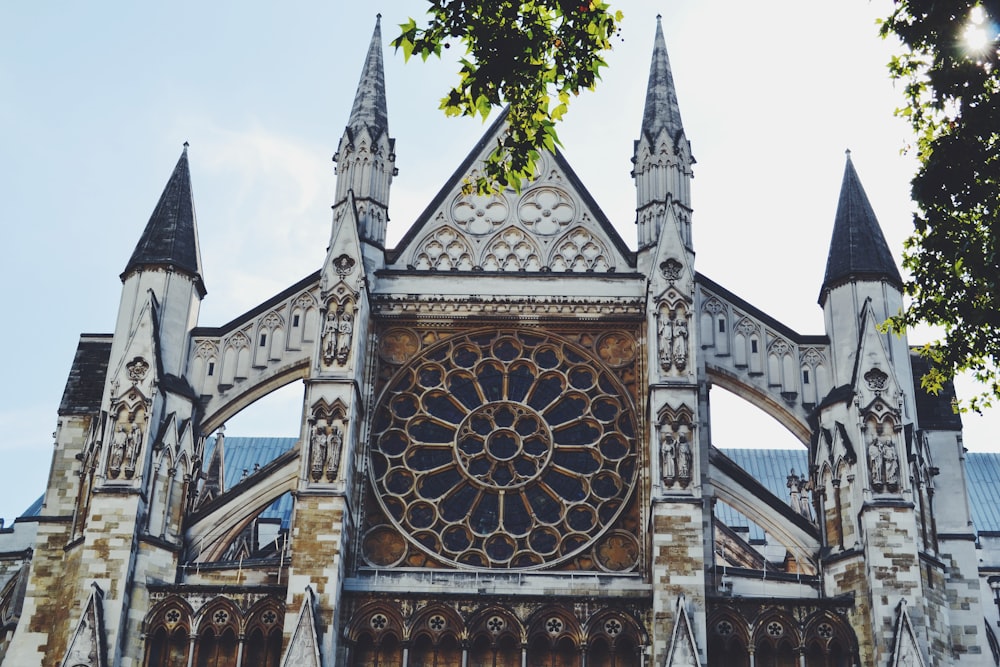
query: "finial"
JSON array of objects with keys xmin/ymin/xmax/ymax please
[
  {"xmin": 183, "ymin": 141, "xmax": 190, "ymax": 152},
  {"xmin": 845, "ymin": 148, "xmax": 852, "ymax": 158},
  {"xmin": 656, "ymin": 13, "xmax": 662, "ymax": 21},
  {"xmin": 376, "ymin": 13, "xmax": 382, "ymax": 23}
]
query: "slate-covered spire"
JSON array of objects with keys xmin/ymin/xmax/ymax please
[
  {"xmin": 641, "ymin": 15, "xmax": 685, "ymax": 144},
  {"xmin": 122, "ymin": 144, "xmax": 206, "ymax": 296},
  {"xmin": 347, "ymin": 14, "xmax": 389, "ymax": 141},
  {"xmin": 820, "ymin": 151, "xmax": 903, "ymax": 299}
]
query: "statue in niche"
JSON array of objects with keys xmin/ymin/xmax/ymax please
[
  {"xmin": 336, "ymin": 311, "xmax": 354, "ymax": 365},
  {"xmin": 326, "ymin": 425, "xmax": 343, "ymax": 481},
  {"xmin": 310, "ymin": 425, "xmax": 328, "ymax": 482},
  {"xmin": 868, "ymin": 434, "xmax": 884, "ymax": 489},
  {"xmin": 658, "ymin": 308, "xmax": 690, "ymax": 373},
  {"xmin": 882, "ymin": 437, "xmax": 900, "ymax": 490},
  {"xmin": 659, "ymin": 424, "xmax": 677, "ymax": 483},
  {"xmin": 658, "ymin": 311, "xmax": 673, "ymax": 371},
  {"xmin": 677, "ymin": 436, "xmax": 692, "ymax": 483},
  {"xmin": 124, "ymin": 424, "xmax": 142, "ymax": 478},
  {"xmin": 109, "ymin": 425, "xmax": 127, "ymax": 477},
  {"xmin": 672, "ymin": 315, "xmax": 689, "ymax": 371},
  {"xmin": 321, "ymin": 310, "xmax": 338, "ymax": 366}
]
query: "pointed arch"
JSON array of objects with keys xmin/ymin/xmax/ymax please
[
  {"xmin": 481, "ymin": 225, "xmax": 543, "ymax": 271},
  {"xmin": 411, "ymin": 225, "xmax": 475, "ymax": 271},
  {"xmin": 548, "ymin": 226, "xmax": 612, "ymax": 272}
]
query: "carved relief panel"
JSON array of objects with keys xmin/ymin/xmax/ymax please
[
  {"xmin": 308, "ymin": 399, "xmax": 348, "ymax": 483},
  {"xmin": 658, "ymin": 404, "xmax": 695, "ymax": 490},
  {"xmin": 403, "ymin": 183, "xmax": 619, "ymax": 273},
  {"xmin": 104, "ymin": 356, "xmax": 152, "ymax": 482}
]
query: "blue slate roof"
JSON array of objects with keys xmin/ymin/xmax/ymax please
[
  {"xmin": 202, "ymin": 436, "xmax": 298, "ymax": 529},
  {"xmin": 966, "ymin": 452, "xmax": 1000, "ymax": 535},
  {"xmin": 718, "ymin": 448, "xmax": 810, "ymax": 543}
]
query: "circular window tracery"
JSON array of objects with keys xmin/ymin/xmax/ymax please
[{"xmin": 369, "ymin": 329, "xmax": 638, "ymax": 569}]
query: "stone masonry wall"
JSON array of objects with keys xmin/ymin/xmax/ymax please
[{"xmin": 650, "ymin": 501, "xmax": 706, "ymax": 666}]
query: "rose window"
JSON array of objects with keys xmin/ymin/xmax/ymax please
[{"xmin": 369, "ymin": 329, "xmax": 638, "ymax": 569}]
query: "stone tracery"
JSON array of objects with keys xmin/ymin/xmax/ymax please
[{"xmin": 367, "ymin": 328, "xmax": 639, "ymax": 569}]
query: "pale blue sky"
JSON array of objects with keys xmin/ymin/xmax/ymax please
[{"xmin": 0, "ymin": 1, "xmax": 995, "ymax": 524}]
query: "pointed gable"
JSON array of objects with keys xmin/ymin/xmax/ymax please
[
  {"xmin": 282, "ymin": 587, "xmax": 322, "ymax": 667},
  {"xmin": 59, "ymin": 583, "xmax": 107, "ymax": 667},
  {"xmin": 387, "ymin": 114, "xmax": 634, "ymax": 273},
  {"xmin": 122, "ymin": 145, "xmax": 206, "ymax": 296},
  {"xmin": 821, "ymin": 152, "xmax": 902, "ymax": 299},
  {"xmin": 664, "ymin": 596, "xmax": 700, "ymax": 667},
  {"xmin": 641, "ymin": 15, "xmax": 685, "ymax": 145},
  {"xmin": 890, "ymin": 599, "xmax": 927, "ymax": 667},
  {"xmin": 851, "ymin": 298, "xmax": 902, "ymax": 412}
]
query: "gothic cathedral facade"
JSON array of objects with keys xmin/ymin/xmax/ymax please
[{"xmin": 1, "ymin": 15, "xmax": 991, "ymax": 667}]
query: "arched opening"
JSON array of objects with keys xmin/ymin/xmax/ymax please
[
  {"xmin": 145, "ymin": 626, "xmax": 189, "ymax": 667},
  {"xmin": 755, "ymin": 638, "xmax": 797, "ymax": 667},
  {"xmin": 194, "ymin": 625, "xmax": 238, "ymax": 667},
  {"xmin": 244, "ymin": 626, "xmax": 282, "ymax": 667}
]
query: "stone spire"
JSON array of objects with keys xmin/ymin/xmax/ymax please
[
  {"xmin": 347, "ymin": 14, "xmax": 389, "ymax": 141},
  {"xmin": 334, "ymin": 15, "xmax": 396, "ymax": 260},
  {"xmin": 122, "ymin": 143, "xmax": 206, "ymax": 297},
  {"xmin": 819, "ymin": 151, "xmax": 902, "ymax": 302},
  {"xmin": 633, "ymin": 15, "xmax": 694, "ymax": 254},
  {"xmin": 641, "ymin": 15, "xmax": 685, "ymax": 144}
]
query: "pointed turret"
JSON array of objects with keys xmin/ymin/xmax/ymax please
[
  {"xmin": 641, "ymin": 15, "xmax": 685, "ymax": 146},
  {"xmin": 347, "ymin": 15, "xmax": 389, "ymax": 142},
  {"xmin": 819, "ymin": 151, "xmax": 902, "ymax": 303},
  {"xmin": 633, "ymin": 15, "xmax": 694, "ymax": 254},
  {"xmin": 334, "ymin": 15, "xmax": 396, "ymax": 265},
  {"xmin": 122, "ymin": 143, "xmax": 206, "ymax": 297},
  {"xmin": 820, "ymin": 153, "xmax": 913, "ymax": 409}
]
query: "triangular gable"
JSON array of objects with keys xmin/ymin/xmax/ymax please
[
  {"xmin": 282, "ymin": 586, "xmax": 322, "ymax": 667},
  {"xmin": 387, "ymin": 113, "xmax": 634, "ymax": 273},
  {"xmin": 890, "ymin": 599, "xmax": 927, "ymax": 667},
  {"xmin": 852, "ymin": 299, "xmax": 902, "ymax": 415},
  {"xmin": 321, "ymin": 190, "xmax": 366, "ymax": 295},
  {"xmin": 106, "ymin": 292, "xmax": 159, "ymax": 408},
  {"xmin": 664, "ymin": 596, "xmax": 700, "ymax": 667},
  {"xmin": 650, "ymin": 203, "xmax": 694, "ymax": 300},
  {"xmin": 59, "ymin": 582, "xmax": 107, "ymax": 667}
]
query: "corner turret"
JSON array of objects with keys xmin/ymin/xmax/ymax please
[
  {"xmin": 333, "ymin": 15, "xmax": 396, "ymax": 270},
  {"xmin": 632, "ymin": 15, "xmax": 694, "ymax": 254},
  {"xmin": 820, "ymin": 151, "xmax": 913, "ymax": 415},
  {"xmin": 122, "ymin": 143, "xmax": 206, "ymax": 298}
]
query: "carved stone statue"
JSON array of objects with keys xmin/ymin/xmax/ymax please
[
  {"xmin": 310, "ymin": 426, "xmax": 328, "ymax": 482},
  {"xmin": 882, "ymin": 439, "xmax": 900, "ymax": 489},
  {"xmin": 336, "ymin": 311, "xmax": 354, "ymax": 365},
  {"xmin": 658, "ymin": 312, "xmax": 673, "ymax": 371},
  {"xmin": 124, "ymin": 424, "xmax": 142, "ymax": 478},
  {"xmin": 322, "ymin": 310, "xmax": 338, "ymax": 366},
  {"xmin": 109, "ymin": 425, "xmax": 127, "ymax": 477},
  {"xmin": 677, "ymin": 436, "xmax": 692, "ymax": 481},
  {"xmin": 659, "ymin": 424, "xmax": 676, "ymax": 482},
  {"xmin": 868, "ymin": 435, "xmax": 884, "ymax": 488},
  {"xmin": 326, "ymin": 426, "xmax": 343, "ymax": 481},
  {"xmin": 672, "ymin": 316, "xmax": 689, "ymax": 371}
]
